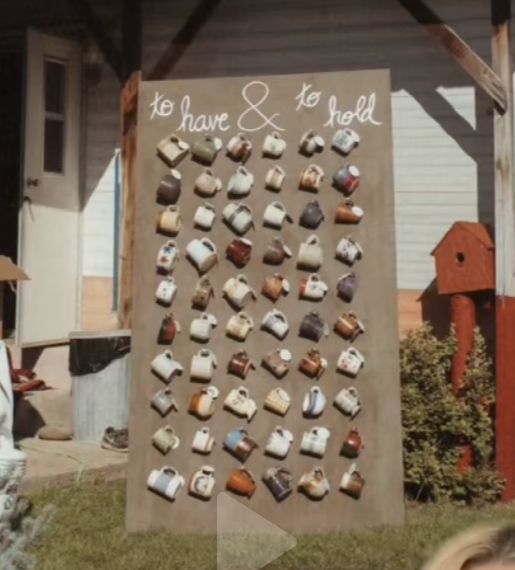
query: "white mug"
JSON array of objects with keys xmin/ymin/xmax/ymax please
[
  {"xmin": 334, "ymin": 387, "xmax": 361, "ymax": 418},
  {"xmin": 300, "ymin": 427, "xmax": 331, "ymax": 458},
  {"xmin": 193, "ymin": 203, "xmax": 216, "ymax": 230},
  {"xmin": 190, "ymin": 349, "xmax": 218, "ymax": 382},
  {"xmin": 190, "ymin": 313, "xmax": 218, "ymax": 342},
  {"xmin": 223, "ymin": 203, "xmax": 254, "ymax": 235},
  {"xmin": 157, "ymin": 206, "xmax": 182, "ymax": 236},
  {"xmin": 228, "ymin": 166, "xmax": 255, "ymax": 197},
  {"xmin": 155, "ymin": 277, "xmax": 177, "ymax": 306},
  {"xmin": 261, "ymin": 309, "xmax": 289, "ymax": 340},
  {"xmin": 151, "ymin": 350, "xmax": 183, "ymax": 383},
  {"xmin": 297, "ymin": 235, "xmax": 323, "ymax": 270},
  {"xmin": 226, "ymin": 312, "xmax": 254, "ymax": 341},
  {"xmin": 224, "ymin": 387, "xmax": 258, "ymax": 421},
  {"xmin": 265, "ymin": 165, "xmax": 286, "ymax": 191},
  {"xmin": 265, "ymin": 427, "xmax": 294, "ymax": 459},
  {"xmin": 222, "ymin": 275, "xmax": 256, "ymax": 309},
  {"xmin": 302, "ymin": 386, "xmax": 327, "ymax": 418},
  {"xmin": 186, "ymin": 238, "xmax": 218, "ymax": 274},
  {"xmin": 298, "ymin": 467, "xmax": 330, "ymax": 499},
  {"xmin": 147, "ymin": 466, "xmax": 185, "ymax": 500},
  {"xmin": 192, "ymin": 426, "xmax": 215, "ymax": 454},
  {"xmin": 337, "ymin": 347, "xmax": 365, "ymax": 377},
  {"xmin": 263, "ymin": 201, "xmax": 292, "ymax": 229},
  {"xmin": 336, "ymin": 236, "xmax": 363, "ymax": 265},
  {"xmin": 189, "ymin": 465, "xmax": 216, "ymax": 500},
  {"xmin": 226, "ymin": 133, "xmax": 252, "ymax": 162},
  {"xmin": 299, "ymin": 130, "xmax": 325, "ymax": 156},
  {"xmin": 156, "ymin": 240, "xmax": 179, "ymax": 273},
  {"xmin": 264, "ymin": 387, "xmax": 291, "ymax": 416},
  {"xmin": 299, "ymin": 273, "xmax": 328, "ymax": 300},
  {"xmin": 332, "ymin": 128, "xmax": 360, "ymax": 155},
  {"xmin": 194, "ymin": 168, "xmax": 222, "ymax": 197},
  {"xmin": 262, "ymin": 132, "xmax": 286, "ymax": 158}
]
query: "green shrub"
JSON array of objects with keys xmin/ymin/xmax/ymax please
[{"xmin": 400, "ymin": 323, "xmax": 504, "ymax": 505}]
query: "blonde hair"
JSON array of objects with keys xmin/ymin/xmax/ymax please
[{"xmin": 422, "ymin": 525, "xmax": 515, "ymax": 570}]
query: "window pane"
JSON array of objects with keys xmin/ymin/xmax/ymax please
[
  {"xmin": 44, "ymin": 60, "xmax": 66, "ymax": 114},
  {"xmin": 44, "ymin": 119, "xmax": 64, "ymax": 173}
]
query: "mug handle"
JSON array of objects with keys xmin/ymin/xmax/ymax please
[{"xmin": 164, "ymin": 350, "xmax": 174, "ymax": 360}]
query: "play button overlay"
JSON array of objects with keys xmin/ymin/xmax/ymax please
[{"xmin": 217, "ymin": 493, "xmax": 297, "ymax": 570}]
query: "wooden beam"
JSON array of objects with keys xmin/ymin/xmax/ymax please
[
  {"xmin": 122, "ymin": 0, "xmax": 142, "ymax": 81},
  {"xmin": 147, "ymin": 0, "xmax": 221, "ymax": 80},
  {"xmin": 67, "ymin": 0, "xmax": 124, "ymax": 82},
  {"xmin": 398, "ymin": 0, "xmax": 508, "ymax": 113}
]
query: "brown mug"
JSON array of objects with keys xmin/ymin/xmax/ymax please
[
  {"xmin": 226, "ymin": 238, "xmax": 252, "ymax": 268},
  {"xmin": 227, "ymin": 350, "xmax": 254, "ymax": 379},
  {"xmin": 157, "ymin": 313, "xmax": 180, "ymax": 345},
  {"xmin": 261, "ymin": 274, "xmax": 289, "ymax": 302},
  {"xmin": 226, "ymin": 468, "xmax": 257, "ymax": 497},
  {"xmin": 341, "ymin": 428, "xmax": 364, "ymax": 459},
  {"xmin": 192, "ymin": 277, "xmax": 214, "ymax": 310},
  {"xmin": 262, "ymin": 349, "xmax": 292, "ymax": 379},
  {"xmin": 299, "ymin": 347, "xmax": 327, "ymax": 379},
  {"xmin": 334, "ymin": 199, "xmax": 364, "ymax": 224},
  {"xmin": 263, "ymin": 237, "xmax": 292, "ymax": 265},
  {"xmin": 156, "ymin": 171, "xmax": 182, "ymax": 205},
  {"xmin": 341, "ymin": 467, "xmax": 365, "ymax": 500},
  {"xmin": 334, "ymin": 311, "xmax": 365, "ymax": 341}
]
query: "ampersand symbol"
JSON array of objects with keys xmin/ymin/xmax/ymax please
[{"xmin": 237, "ymin": 81, "xmax": 285, "ymax": 133}]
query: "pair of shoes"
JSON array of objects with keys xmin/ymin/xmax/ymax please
[{"xmin": 101, "ymin": 426, "xmax": 129, "ymax": 453}]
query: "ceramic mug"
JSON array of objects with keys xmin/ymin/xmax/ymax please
[
  {"xmin": 157, "ymin": 313, "xmax": 181, "ymax": 345},
  {"xmin": 226, "ymin": 312, "xmax": 254, "ymax": 341},
  {"xmin": 223, "ymin": 203, "xmax": 254, "ymax": 235},
  {"xmin": 186, "ymin": 238, "xmax": 218, "ymax": 274},
  {"xmin": 189, "ymin": 386, "xmax": 220, "ymax": 419},
  {"xmin": 192, "ymin": 134, "xmax": 223, "ymax": 165},
  {"xmin": 299, "ymin": 347, "xmax": 328, "ymax": 379},
  {"xmin": 341, "ymin": 428, "xmax": 364, "ymax": 459},
  {"xmin": 331, "ymin": 128, "xmax": 360, "ymax": 155},
  {"xmin": 337, "ymin": 272, "xmax": 358, "ymax": 303},
  {"xmin": 262, "ymin": 349, "xmax": 292, "ymax": 379},
  {"xmin": 334, "ymin": 387, "xmax": 361, "ymax": 418},
  {"xmin": 189, "ymin": 465, "xmax": 216, "ymax": 500},
  {"xmin": 156, "ymin": 240, "xmax": 179, "ymax": 274},
  {"xmin": 193, "ymin": 202, "xmax": 216, "ymax": 230},
  {"xmin": 228, "ymin": 166, "xmax": 255, "ymax": 197},
  {"xmin": 264, "ymin": 387, "xmax": 291, "ymax": 416},
  {"xmin": 155, "ymin": 276, "xmax": 177, "ymax": 306},
  {"xmin": 190, "ymin": 349, "xmax": 218, "ymax": 382},
  {"xmin": 226, "ymin": 467, "xmax": 256, "ymax": 497},
  {"xmin": 298, "ymin": 130, "xmax": 325, "ymax": 157},
  {"xmin": 147, "ymin": 466, "xmax": 185, "ymax": 500},
  {"xmin": 340, "ymin": 463, "xmax": 365, "ymax": 499},
  {"xmin": 190, "ymin": 313, "xmax": 218, "ymax": 342},
  {"xmin": 337, "ymin": 347, "xmax": 365, "ymax": 377},
  {"xmin": 192, "ymin": 426, "xmax": 215, "ymax": 454},
  {"xmin": 265, "ymin": 427, "xmax": 294, "ymax": 459},
  {"xmin": 263, "ymin": 467, "xmax": 293, "ymax": 502},
  {"xmin": 298, "ymin": 273, "xmax": 328, "ymax": 300},
  {"xmin": 156, "ymin": 169, "xmax": 182, "ymax": 205},
  {"xmin": 194, "ymin": 168, "xmax": 223, "ymax": 197},
  {"xmin": 262, "ymin": 274, "xmax": 290, "ymax": 302},
  {"xmin": 334, "ymin": 311, "xmax": 365, "ymax": 341},
  {"xmin": 222, "ymin": 275, "xmax": 256, "ymax": 309},
  {"xmin": 334, "ymin": 199, "xmax": 364, "ymax": 224},
  {"xmin": 226, "ymin": 238, "xmax": 252, "ymax": 268},
  {"xmin": 333, "ymin": 165, "xmax": 360, "ymax": 194},
  {"xmin": 336, "ymin": 236, "xmax": 363, "ymax": 266},
  {"xmin": 265, "ymin": 165, "xmax": 286, "ymax": 192},
  {"xmin": 151, "ymin": 350, "xmax": 183, "ymax": 383},
  {"xmin": 191, "ymin": 277, "xmax": 214, "ymax": 310},
  {"xmin": 224, "ymin": 428, "xmax": 259, "ymax": 463},
  {"xmin": 262, "ymin": 132, "xmax": 286, "ymax": 158},
  {"xmin": 302, "ymin": 386, "xmax": 327, "ymax": 418},
  {"xmin": 300, "ymin": 426, "xmax": 331, "ymax": 458},
  {"xmin": 299, "ymin": 311, "xmax": 329, "ymax": 341},
  {"xmin": 297, "ymin": 235, "xmax": 323, "ymax": 270},
  {"xmin": 299, "ymin": 164, "xmax": 324, "ymax": 192},
  {"xmin": 298, "ymin": 467, "xmax": 330, "ymax": 500},
  {"xmin": 157, "ymin": 134, "xmax": 189, "ymax": 167},
  {"xmin": 156, "ymin": 205, "xmax": 182, "ymax": 236},
  {"xmin": 263, "ymin": 201, "xmax": 292, "ymax": 229},
  {"xmin": 152, "ymin": 425, "xmax": 180, "ymax": 455},
  {"xmin": 224, "ymin": 387, "xmax": 258, "ymax": 421},
  {"xmin": 263, "ymin": 237, "xmax": 293, "ymax": 265},
  {"xmin": 227, "ymin": 350, "xmax": 255, "ymax": 379},
  {"xmin": 261, "ymin": 309, "xmax": 289, "ymax": 340},
  {"xmin": 226, "ymin": 133, "xmax": 252, "ymax": 163},
  {"xmin": 151, "ymin": 387, "xmax": 179, "ymax": 417},
  {"xmin": 299, "ymin": 200, "xmax": 325, "ymax": 229}
]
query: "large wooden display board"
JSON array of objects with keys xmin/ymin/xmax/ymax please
[{"xmin": 126, "ymin": 70, "xmax": 404, "ymax": 533}]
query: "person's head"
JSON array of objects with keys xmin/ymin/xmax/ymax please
[{"xmin": 422, "ymin": 525, "xmax": 515, "ymax": 570}]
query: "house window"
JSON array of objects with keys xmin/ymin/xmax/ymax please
[{"xmin": 43, "ymin": 58, "xmax": 67, "ymax": 174}]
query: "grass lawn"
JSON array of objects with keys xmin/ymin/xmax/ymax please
[{"xmin": 28, "ymin": 481, "xmax": 515, "ymax": 570}]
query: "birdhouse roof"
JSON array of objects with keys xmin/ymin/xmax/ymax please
[{"xmin": 431, "ymin": 222, "xmax": 494, "ymax": 255}]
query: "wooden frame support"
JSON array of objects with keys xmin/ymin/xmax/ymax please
[{"xmin": 398, "ymin": 0, "xmax": 508, "ymax": 113}]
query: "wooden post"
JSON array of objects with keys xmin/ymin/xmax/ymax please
[
  {"xmin": 492, "ymin": 0, "xmax": 515, "ymax": 501},
  {"xmin": 450, "ymin": 293, "xmax": 476, "ymax": 395}
]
